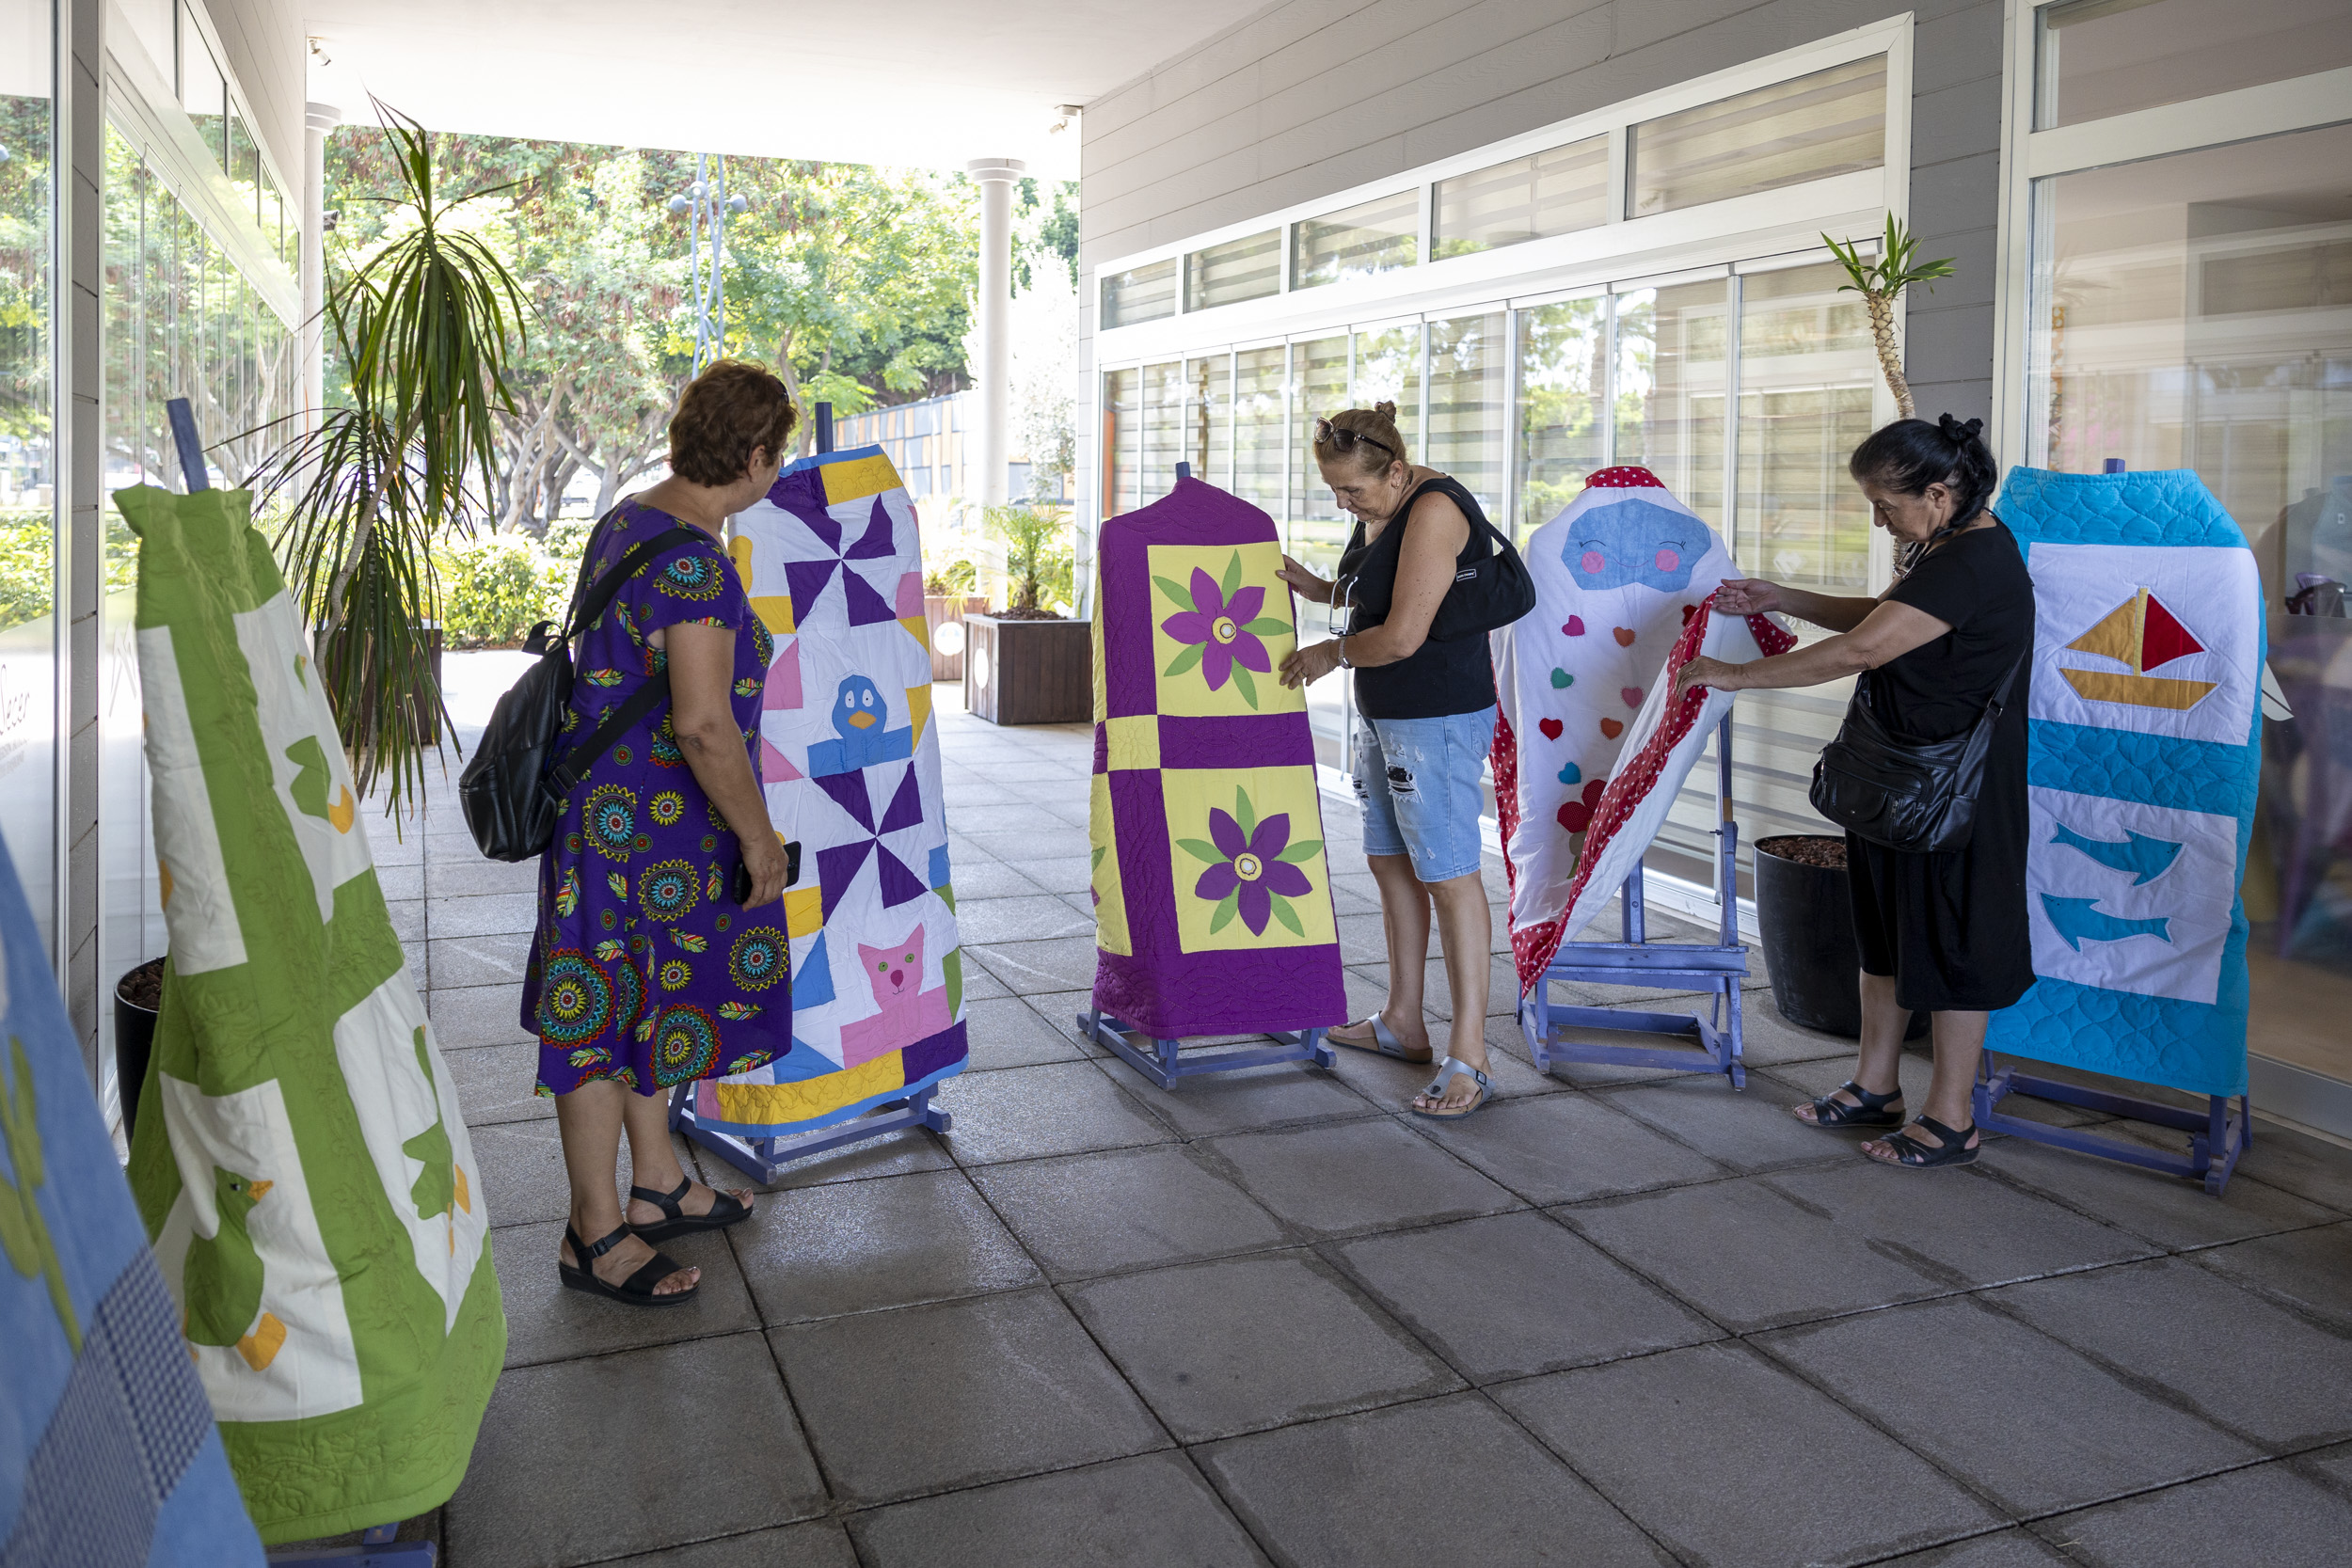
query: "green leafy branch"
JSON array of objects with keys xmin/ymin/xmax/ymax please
[{"xmin": 1821, "ymin": 214, "xmax": 1956, "ymax": 420}]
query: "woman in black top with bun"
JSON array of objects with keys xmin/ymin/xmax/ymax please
[
  {"xmin": 1278, "ymin": 403, "xmax": 1505, "ymax": 1119},
  {"xmin": 1674, "ymin": 416, "xmax": 2033, "ymax": 1168}
]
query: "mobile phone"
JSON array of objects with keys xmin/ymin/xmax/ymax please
[{"xmin": 733, "ymin": 841, "xmax": 802, "ymax": 905}]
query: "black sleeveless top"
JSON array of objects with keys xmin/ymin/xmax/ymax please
[{"xmin": 1335, "ymin": 474, "xmax": 1501, "ymax": 721}]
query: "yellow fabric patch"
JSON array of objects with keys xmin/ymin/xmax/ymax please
[
  {"xmin": 1090, "ymin": 567, "xmax": 1109, "ymax": 722},
  {"xmin": 1164, "ymin": 765, "xmax": 1337, "ymax": 954},
  {"xmin": 1147, "ymin": 542, "xmax": 1300, "ymax": 719},
  {"xmin": 898, "ymin": 615, "xmax": 929, "ymax": 650},
  {"xmin": 820, "ymin": 454, "xmax": 898, "ymax": 505},
  {"xmin": 905, "ymin": 682, "xmax": 933, "ymax": 747},
  {"xmin": 2059, "ymin": 668, "xmax": 2217, "ymax": 711},
  {"xmin": 1104, "ymin": 715, "xmax": 1160, "ymax": 772},
  {"xmin": 1089, "ymin": 772, "xmax": 1131, "ymax": 957},
  {"xmin": 712, "ymin": 1050, "xmax": 903, "ymax": 1125},
  {"xmin": 749, "ymin": 596, "xmax": 796, "ymax": 635},
  {"xmin": 727, "ymin": 535, "xmax": 756, "ymax": 590},
  {"xmin": 784, "ymin": 885, "xmax": 823, "ymax": 938}
]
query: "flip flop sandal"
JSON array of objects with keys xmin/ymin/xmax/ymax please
[
  {"xmin": 628, "ymin": 1175, "xmax": 754, "ymax": 1243},
  {"xmin": 1409, "ymin": 1057, "xmax": 1492, "ymax": 1120},
  {"xmin": 1794, "ymin": 1080, "xmax": 1905, "ymax": 1130},
  {"xmin": 558, "ymin": 1222, "xmax": 700, "ymax": 1307},
  {"xmin": 1329, "ymin": 1013, "xmax": 1433, "ymax": 1065},
  {"xmin": 1867, "ymin": 1115, "xmax": 1981, "ymax": 1169}
]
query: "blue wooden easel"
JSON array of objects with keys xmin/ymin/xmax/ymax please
[{"xmin": 1519, "ymin": 714, "xmax": 1748, "ymax": 1085}]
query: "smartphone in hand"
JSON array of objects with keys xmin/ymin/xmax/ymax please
[{"xmin": 733, "ymin": 841, "xmax": 802, "ymax": 905}]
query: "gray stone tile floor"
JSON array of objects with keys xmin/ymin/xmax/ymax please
[{"xmin": 309, "ymin": 698, "xmax": 2352, "ymax": 1567}]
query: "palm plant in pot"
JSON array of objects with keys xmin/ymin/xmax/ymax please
[{"xmin": 964, "ymin": 504, "xmax": 1086, "ymax": 724}]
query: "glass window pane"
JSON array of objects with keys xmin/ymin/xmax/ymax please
[
  {"xmin": 2036, "ymin": 0, "xmax": 2352, "ymax": 129},
  {"xmin": 1735, "ymin": 261, "xmax": 1876, "ymax": 593},
  {"xmin": 1613, "ymin": 280, "xmax": 1727, "ymax": 523},
  {"xmin": 1289, "ymin": 335, "xmax": 1350, "ymax": 565},
  {"xmin": 1434, "ymin": 135, "xmax": 1608, "ymax": 259},
  {"xmin": 1140, "ymin": 359, "xmax": 1184, "ymax": 505},
  {"xmin": 258, "ymin": 166, "xmax": 284, "ymax": 262},
  {"xmin": 180, "ymin": 13, "xmax": 226, "ymax": 167},
  {"xmin": 1349, "ymin": 322, "xmax": 1422, "ymax": 463},
  {"xmin": 1233, "ymin": 345, "xmax": 1287, "ymax": 518},
  {"xmin": 1185, "ymin": 230, "xmax": 1280, "ymax": 311},
  {"xmin": 1186, "ymin": 355, "xmax": 1232, "ymax": 485},
  {"xmin": 1291, "ymin": 190, "xmax": 1419, "ymax": 291},
  {"xmin": 1101, "ymin": 368, "xmax": 1138, "ymax": 516},
  {"xmin": 1629, "ymin": 56, "xmax": 1884, "ymax": 218},
  {"xmin": 1427, "ymin": 312, "xmax": 1507, "ymax": 521},
  {"xmin": 1515, "ymin": 296, "xmax": 1609, "ymax": 535},
  {"xmin": 1100, "ymin": 259, "xmax": 1176, "ymax": 330}
]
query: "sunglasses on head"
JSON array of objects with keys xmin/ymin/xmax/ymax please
[{"xmin": 1314, "ymin": 416, "xmax": 1395, "ymax": 461}]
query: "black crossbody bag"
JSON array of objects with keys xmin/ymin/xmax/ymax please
[
  {"xmin": 459, "ymin": 523, "xmax": 703, "ymax": 862},
  {"xmin": 1808, "ymin": 651, "xmax": 2026, "ymax": 855},
  {"xmin": 1339, "ymin": 481, "xmax": 1536, "ymax": 642}
]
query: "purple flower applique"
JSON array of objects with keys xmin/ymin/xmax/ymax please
[
  {"xmin": 1156, "ymin": 553, "xmax": 1290, "ymax": 708},
  {"xmin": 1182, "ymin": 787, "xmax": 1321, "ymax": 937}
]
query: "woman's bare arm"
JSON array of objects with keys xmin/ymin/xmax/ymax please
[
  {"xmin": 1674, "ymin": 599, "xmax": 1952, "ymax": 697},
  {"xmin": 661, "ymin": 620, "xmax": 792, "ymax": 907},
  {"xmin": 1343, "ymin": 491, "xmax": 1470, "ymax": 667},
  {"xmin": 1715, "ymin": 578, "xmax": 1883, "ymax": 633}
]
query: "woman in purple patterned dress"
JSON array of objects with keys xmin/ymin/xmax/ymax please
[{"xmin": 525, "ymin": 361, "xmax": 798, "ymax": 1306}]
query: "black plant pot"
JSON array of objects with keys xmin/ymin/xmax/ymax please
[
  {"xmin": 114, "ymin": 958, "xmax": 166, "ymax": 1140},
  {"xmin": 1754, "ymin": 837, "xmax": 1929, "ymax": 1040}
]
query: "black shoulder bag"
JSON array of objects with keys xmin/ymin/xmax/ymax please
[
  {"xmin": 1808, "ymin": 651, "xmax": 2026, "ymax": 855},
  {"xmin": 459, "ymin": 525, "xmax": 702, "ymax": 862},
  {"xmin": 1426, "ymin": 504, "xmax": 1538, "ymax": 641}
]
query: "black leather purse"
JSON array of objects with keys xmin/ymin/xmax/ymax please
[
  {"xmin": 1808, "ymin": 652, "xmax": 2025, "ymax": 854},
  {"xmin": 1426, "ymin": 509, "xmax": 1537, "ymax": 641}
]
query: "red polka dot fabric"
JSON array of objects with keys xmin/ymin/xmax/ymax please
[{"xmin": 1585, "ymin": 467, "xmax": 1664, "ymax": 489}]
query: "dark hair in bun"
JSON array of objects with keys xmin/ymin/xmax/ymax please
[
  {"xmin": 1312, "ymin": 402, "xmax": 1407, "ymax": 477},
  {"xmin": 1848, "ymin": 414, "xmax": 1997, "ymax": 530}
]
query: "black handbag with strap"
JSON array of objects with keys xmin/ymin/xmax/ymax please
[
  {"xmin": 459, "ymin": 522, "xmax": 704, "ymax": 862},
  {"xmin": 1808, "ymin": 651, "xmax": 2026, "ymax": 855}
]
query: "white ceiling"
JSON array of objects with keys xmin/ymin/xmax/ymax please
[{"xmin": 302, "ymin": 0, "xmax": 1267, "ymax": 176}]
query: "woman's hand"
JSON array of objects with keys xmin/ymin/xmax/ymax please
[
  {"xmin": 1673, "ymin": 655, "xmax": 1741, "ymax": 700},
  {"xmin": 1278, "ymin": 554, "xmax": 1333, "ymax": 604},
  {"xmin": 739, "ymin": 830, "xmax": 793, "ymax": 908},
  {"xmin": 1713, "ymin": 578, "xmax": 1783, "ymax": 616},
  {"xmin": 1280, "ymin": 639, "xmax": 1345, "ymax": 690}
]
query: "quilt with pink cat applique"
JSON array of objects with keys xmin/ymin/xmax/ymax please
[
  {"xmin": 689, "ymin": 447, "xmax": 967, "ymax": 1137},
  {"xmin": 1089, "ymin": 478, "xmax": 1348, "ymax": 1039}
]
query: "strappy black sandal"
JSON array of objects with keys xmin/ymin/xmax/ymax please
[
  {"xmin": 559, "ymin": 1222, "xmax": 700, "ymax": 1307},
  {"xmin": 1867, "ymin": 1115, "xmax": 1981, "ymax": 1169},
  {"xmin": 627, "ymin": 1175, "xmax": 753, "ymax": 1243},
  {"xmin": 1794, "ymin": 1080, "xmax": 1904, "ymax": 1130}
]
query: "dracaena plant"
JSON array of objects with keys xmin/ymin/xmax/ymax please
[
  {"xmin": 254, "ymin": 101, "xmax": 528, "ymax": 817},
  {"xmin": 1822, "ymin": 214, "xmax": 1956, "ymax": 421}
]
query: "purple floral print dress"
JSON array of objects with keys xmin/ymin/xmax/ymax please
[{"xmin": 524, "ymin": 499, "xmax": 787, "ymax": 1097}]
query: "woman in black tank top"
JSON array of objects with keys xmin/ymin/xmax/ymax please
[{"xmin": 1278, "ymin": 404, "xmax": 1502, "ymax": 1119}]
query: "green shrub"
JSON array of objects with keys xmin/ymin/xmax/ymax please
[
  {"xmin": 434, "ymin": 531, "xmax": 564, "ymax": 648},
  {"xmin": 0, "ymin": 511, "xmax": 56, "ymax": 630}
]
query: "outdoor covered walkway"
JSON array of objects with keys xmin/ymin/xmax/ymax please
[{"xmin": 329, "ymin": 683, "xmax": 2352, "ymax": 1567}]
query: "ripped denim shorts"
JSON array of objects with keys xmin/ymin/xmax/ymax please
[{"xmin": 1351, "ymin": 705, "xmax": 1497, "ymax": 884}]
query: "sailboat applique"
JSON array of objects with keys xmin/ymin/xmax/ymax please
[{"xmin": 2058, "ymin": 587, "xmax": 2217, "ymax": 712}]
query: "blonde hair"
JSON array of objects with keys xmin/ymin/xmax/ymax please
[{"xmin": 1312, "ymin": 402, "xmax": 1406, "ymax": 477}]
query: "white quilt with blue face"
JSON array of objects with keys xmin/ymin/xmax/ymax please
[{"xmin": 1988, "ymin": 467, "xmax": 2264, "ymax": 1097}]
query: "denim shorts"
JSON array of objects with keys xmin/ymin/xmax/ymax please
[{"xmin": 1352, "ymin": 705, "xmax": 1497, "ymax": 884}]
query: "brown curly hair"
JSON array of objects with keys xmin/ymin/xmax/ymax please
[
  {"xmin": 1311, "ymin": 401, "xmax": 1407, "ymax": 477},
  {"xmin": 667, "ymin": 359, "xmax": 798, "ymax": 486}
]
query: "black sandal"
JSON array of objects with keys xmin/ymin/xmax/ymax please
[
  {"xmin": 627, "ymin": 1175, "xmax": 753, "ymax": 1243},
  {"xmin": 1867, "ymin": 1115, "xmax": 1981, "ymax": 1169},
  {"xmin": 558, "ymin": 1223, "xmax": 699, "ymax": 1307},
  {"xmin": 1795, "ymin": 1080, "xmax": 1905, "ymax": 1130}
]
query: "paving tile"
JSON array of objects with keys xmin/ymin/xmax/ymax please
[
  {"xmin": 962, "ymin": 996, "xmax": 1087, "ymax": 1070},
  {"xmin": 1719, "ymin": 996, "xmax": 1860, "ymax": 1066},
  {"xmin": 969, "ymin": 1145, "xmax": 1288, "ymax": 1279},
  {"xmin": 1198, "ymin": 1392, "xmax": 1668, "ymax": 1568},
  {"xmin": 1021, "ymin": 854, "xmax": 1096, "ymax": 895},
  {"xmin": 1500, "ymin": 1341, "xmax": 2000, "ymax": 1567},
  {"xmin": 2192, "ymin": 1220, "xmax": 2352, "ymax": 1332},
  {"xmin": 1415, "ymin": 951, "xmax": 1521, "ymax": 1022},
  {"xmin": 771, "ymin": 1288, "xmax": 1168, "ymax": 1506},
  {"xmin": 429, "ymin": 890, "xmax": 539, "ymax": 939},
  {"xmin": 935, "ymin": 1061, "xmax": 1174, "ymax": 1164},
  {"xmin": 1559, "ymin": 1177, "xmax": 1945, "ymax": 1332},
  {"xmin": 953, "ymin": 894, "xmax": 1098, "ymax": 945},
  {"xmin": 444, "ymin": 1334, "xmax": 823, "ymax": 1567},
  {"xmin": 1068, "ymin": 1251, "xmax": 1461, "ymax": 1441},
  {"xmin": 851, "ymin": 1450, "xmax": 1266, "ymax": 1567},
  {"xmin": 969, "ymin": 935, "xmax": 1101, "ymax": 993},
  {"xmin": 1094, "ymin": 1054, "xmax": 1375, "ymax": 1136},
  {"xmin": 493, "ymin": 1218, "xmax": 759, "ymax": 1369},
  {"xmin": 1872, "ymin": 1532, "xmax": 2073, "ymax": 1566},
  {"xmin": 1204, "ymin": 1117, "xmax": 1521, "ymax": 1240},
  {"xmin": 1599, "ymin": 1074, "xmax": 1850, "ymax": 1172},
  {"xmin": 470, "ymin": 1121, "xmax": 687, "ymax": 1230},
  {"xmin": 964, "ymin": 829, "xmax": 1092, "ymax": 864},
  {"xmin": 945, "ymin": 860, "xmax": 1048, "ymax": 900},
  {"xmin": 402, "ymin": 942, "xmax": 427, "ymax": 988},
  {"xmin": 945, "ymin": 802, "xmax": 1081, "ymax": 835},
  {"xmin": 946, "ymin": 832, "xmax": 1000, "ymax": 864},
  {"xmin": 1760, "ymin": 1161, "xmax": 2153, "ymax": 1289},
  {"xmin": 376, "ymin": 863, "xmax": 424, "ymax": 902},
  {"xmin": 385, "ymin": 898, "xmax": 425, "ymax": 942},
  {"xmin": 1318, "ymin": 1020, "xmax": 1563, "ymax": 1106},
  {"xmin": 958, "ymin": 958, "xmax": 1013, "ymax": 1000},
  {"xmin": 1336, "ymin": 1211, "xmax": 1720, "ymax": 1380},
  {"xmin": 1765, "ymin": 1294, "xmax": 2257, "ymax": 1515},
  {"xmin": 429, "ymin": 982, "xmax": 533, "ymax": 1048},
  {"xmin": 1994, "ymin": 1257, "xmax": 2352, "ymax": 1448},
  {"xmin": 731, "ymin": 1168, "xmax": 1040, "ymax": 1323},
  {"xmin": 423, "ymin": 854, "xmax": 542, "ymax": 898},
  {"xmin": 2220, "ymin": 1121, "xmax": 2352, "ymax": 1212},
  {"xmin": 1413, "ymin": 1089, "xmax": 1726, "ymax": 1204},
  {"xmin": 610, "ymin": 1521, "xmax": 857, "ymax": 1567},
  {"xmin": 430, "ymin": 930, "xmax": 532, "ymax": 988},
  {"xmin": 694, "ymin": 1125, "xmax": 957, "ymax": 1192},
  {"xmin": 447, "ymin": 1040, "xmax": 550, "ymax": 1125},
  {"xmin": 2037, "ymin": 1459, "xmax": 2352, "ymax": 1567},
  {"xmin": 1982, "ymin": 1131, "xmax": 2338, "ymax": 1250}
]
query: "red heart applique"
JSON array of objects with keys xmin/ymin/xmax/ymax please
[
  {"xmin": 1563, "ymin": 615, "xmax": 1586, "ymax": 637},
  {"xmin": 1620, "ymin": 687, "xmax": 1643, "ymax": 708},
  {"xmin": 1599, "ymin": 718, "xmax": 1624, "ymax": 738},
  {"xmin": 1538, "ymin": 718, "xmax": 1564, "ymax": 740},
  {"xmin": 1613, "ymin": 626, "xmax": 1636, "ymax": 647},
  {"xmin": 1582, "ymin": 779, "xmax": 1606, "ymax": 807}
]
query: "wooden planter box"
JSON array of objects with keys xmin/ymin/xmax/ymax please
[
  {"xmin": 923, "ymin": 594, "xmax": 989, "ymax": 683},
  {"xmin": 963, "ymin": 613, "xmax": 1089, "ymax": 725}
]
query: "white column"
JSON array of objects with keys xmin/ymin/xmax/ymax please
[
  {"xmin": 304, "ymin": 102, "xmax": 343, "ymax": 431},
  {"xmin": 966, "ymin": 158, "xmax": 1025, "ymax": 508}
]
